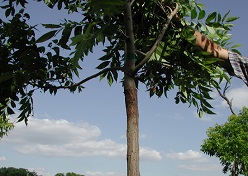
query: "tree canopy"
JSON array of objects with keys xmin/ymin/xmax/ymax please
[
  {"xmin": 201, "ymin": 107, "xmax": 248, "ymax": 176},
  {"xmin": 0, "ymin": 0, "xmax": 239, "ymax": 134}
]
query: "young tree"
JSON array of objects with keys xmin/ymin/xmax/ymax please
[
  {"xmin": 201, "ymin": 107, "xmax": 248, "ymax": 176},
  {"xmin": 0, "ymin": 0, "xmax": 239, "ymax": 175}
]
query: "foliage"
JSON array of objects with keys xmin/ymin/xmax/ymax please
[
  {"xmin": 0, "ymin": 0, "xmax": 239, "ymax": 133},
  {"xmin": 0, "ymin": 167, "xmax": 38, "ymax": 176},
  {"xmin": 201, "ymin": 107, "xmax": 248, "ymax": 175},
  {"xmin": 0, "ymin": 167, "xmax": 85, "ymax": 176},
  {"xmin": 0, "ymin": 117, "xmax": 14, "ymax": 138},
  {"xmin": 55, "ymin": 172, "xmax": 84, "ymax": 176}
]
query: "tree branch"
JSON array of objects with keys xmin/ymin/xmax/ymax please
[
  {"xmin": 30, "ymin": 67, "xmax": 123, "ymax": 90},
  {"xmin": 133, "ymin": 3, "xmax": 178, "ymax": 74},
  {"xmin": 215, "ymin": 81, "xmax": 236, "ymax": 115},
  {"xmin": 130, "ymin": 0, "xmax": 135, "ymax": 6}
]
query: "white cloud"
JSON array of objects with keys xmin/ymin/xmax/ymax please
[
  {"xmin": 86, "ymin": 171, "xmax": 125, "ymax": 176},
  {"xmin": 179, "ymin": 164, "xmax": 221, "ymax": 171},
  {"xmin": 166, "ymin": 150, "xmax": 207, "ymax": 162},
  {"xmin": 193, "ymin": 112, "xmax": 214, "ymax": 122},
  {"xmin": 0, "ymin": 156, "xmax": 6, "ymax": 161},
  {"xmin": 28, "ymin": 168, "xmax": 54, "ymax": 176},
  {"xmin": 2, "ymin": 117, "xmax": 161, "ymax": 161},
  {"xmin": 3, "ymin": 118, "xmax": 101, "ymax": 145},
  {"xmin": 166, "ymin": 150, "xmax": 222, "ymax": 172},
  {"xmin": 140, "ymin": 147, "xmax": 162, "ymax": 161},
  {"xmin": 16, "ymin": 139, "xmax": 126, "ymax": 158},
  {"xmin": 221, "ymin": 86, "xmax": 248, "ymax": 110}
]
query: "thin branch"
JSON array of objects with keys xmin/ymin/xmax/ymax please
[
  {"xmin": 135, "ymin": 49, "xmax": 172, "ymax": 68},
  {"xmin": 133, "ymin": 3, "xmax": 178, "ymax": 74},
  {"xmin": 135, "ymin": 50, "xmax": 146, "ymax": 57},
  {"xmin": 158, "ymin": 1, "xmax": 171, "ymax": 14},
  {"xmin": 65, "ymin": 67, "xmax": 123, "ymax": 88},
  {"xmin": 216, "ymin": 81, "xmax": 236, "ymax": 115},
  {"xmin": 30, "ymin": 67, "xmax": 123, "ymax": 90},
  {"xmin": 130, "ymin": 0, "xmax": 135, "ymax": 6}
]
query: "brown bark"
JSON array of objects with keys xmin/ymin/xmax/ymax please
[{"xmin": 124, "ymin": 84, "xmax": 139, "ymax": 176}]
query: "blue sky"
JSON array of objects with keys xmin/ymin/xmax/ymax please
[{"xmin": 1, "ymin": 0, "xmax": 248, "ymax": 176}]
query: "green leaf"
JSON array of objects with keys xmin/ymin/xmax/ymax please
[
  {"xmin": 175, "ymin": 97, "xmax": 179, "ymax": 104},
  {"xmin": 59, "ymin": 26, "xmax": 73, "ymax": 49},
  {"xmin": 206, "ymin": 12, "xmax": 216, "ymax": 23},
  {"xmin": 191, "ymin": 8, "xmax": 197, "ymax": 20},
  {"xmin": 182, "ymin": 89, "xmax": 188, "ymax": 99},
  {"xmin": 222, "ymin": 10, "xmax": 231, "ymax": 23},
  {"xmin": 70, "ymin": 34, "xmax": 83, "ymax": 46},
  {"xmin": 225, "ymin": 16, "xmax": 239, "ymax": 22},
  {"xmin": 201, "ymin": 99, "xmax": 214, "ymax": 109},
  {"xmin": 71, "ymin": 67, "xmax": 80, "ymax": 77},
  {"xmin": 192, "ymin": 98, "xmax": 198, "ymax": 109},
  {"xmin": 107, "ymin": 72, "xmax": 113, "ymax": 86},
  {"xmin": 111, "ymin": 70, "xmax": 118, "ymax": 81},
  {"xmin": 217, "ymin": 13, "xmax": 222, "ymax": 23},
  {"xmin": 198, "ymin": 109, "xmax": 203, "ymax": 118},
  {"xmin": 10, "ymin": 100, "xmax": 16, "ymax": 108},
  {"xmin": 198, "ymin": 10, "xmax": 206, "ymax": 20},
  {"xmin": 5, "ymin": 8, "xmax": 11, "ymax": 17},
  {"xmin": 96, "ymin": 61, "xmax": 110, "ymax": 69},
  {"xmin": 36, "ymin": 30, "xmax": 57, "ymax": 43},
  {"xmin": 42, "ymin": 24, "xmax": 61, "ymax": 28},
  {"xmin": 100, "ymin": 72, "xmax": 107, "ymax": 81},
  {"xmin": 52, "ymin": 47, "xmax": 60, "ymax": 55},
  {"xmin": 203, "ymin": 58, "xmax": 218, "ymax": 65},
  {"xmin": 7, "ymin": 107, "xmax": 15, "ymax": 115},
  {"xmin": 99, "ymin": 55, "xmax": 111, "ymax": 61},
  {"xmin": 96, "ymin": 32, "xmax": 104, "ymax": 43},
  {"xmin": 206, "ymin": 25, "xmax": 215, "ymax": 34},
  {"xmin": 231, "ymin": 49, "xmax": 242, "ymax": 55},
  {"xmin": 231, "ymin": 43, "xmax": 242, "ymax": 49},
  {"xmin": 74, "ymin": 26, "xmax": 82, "ymax": 36},
  {"xmin": 72, "ymin": 41, "xmax": 84, "ymax": 61}
]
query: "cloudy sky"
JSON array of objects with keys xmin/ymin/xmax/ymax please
[{"xmin": 1, "ymin": 0, "xmax": 248, "ymax": 176}]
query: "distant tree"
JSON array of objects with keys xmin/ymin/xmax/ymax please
[
  {"xmin": 65, "ymin": 172, "xmax": 84, "ymax": 176},
  {"xmin": 0, "ymin": 0, "xmax": 239, "ymax": 176},
  {"xmin": 201, "ymin": 107, "xmax": 248, "ymax": 176},
  {"xmin": 0, "ymin": 167, "xmax": 38, "ymax": 176},
  {"xmin": 55, "ymin": 172, "xmax": 84, "ymax": 176},
  {"xmin": 55, "ymin": 173, "xmax": 64, "ymax": 176}
]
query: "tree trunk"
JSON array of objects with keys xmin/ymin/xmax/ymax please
[
  {"xmin": 124, "ymin": 1, "xmax": 140, "ymax": 176},
  {"xmin": 124, "ymin": 76, "xmax": 139, "ymax": 176}
]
